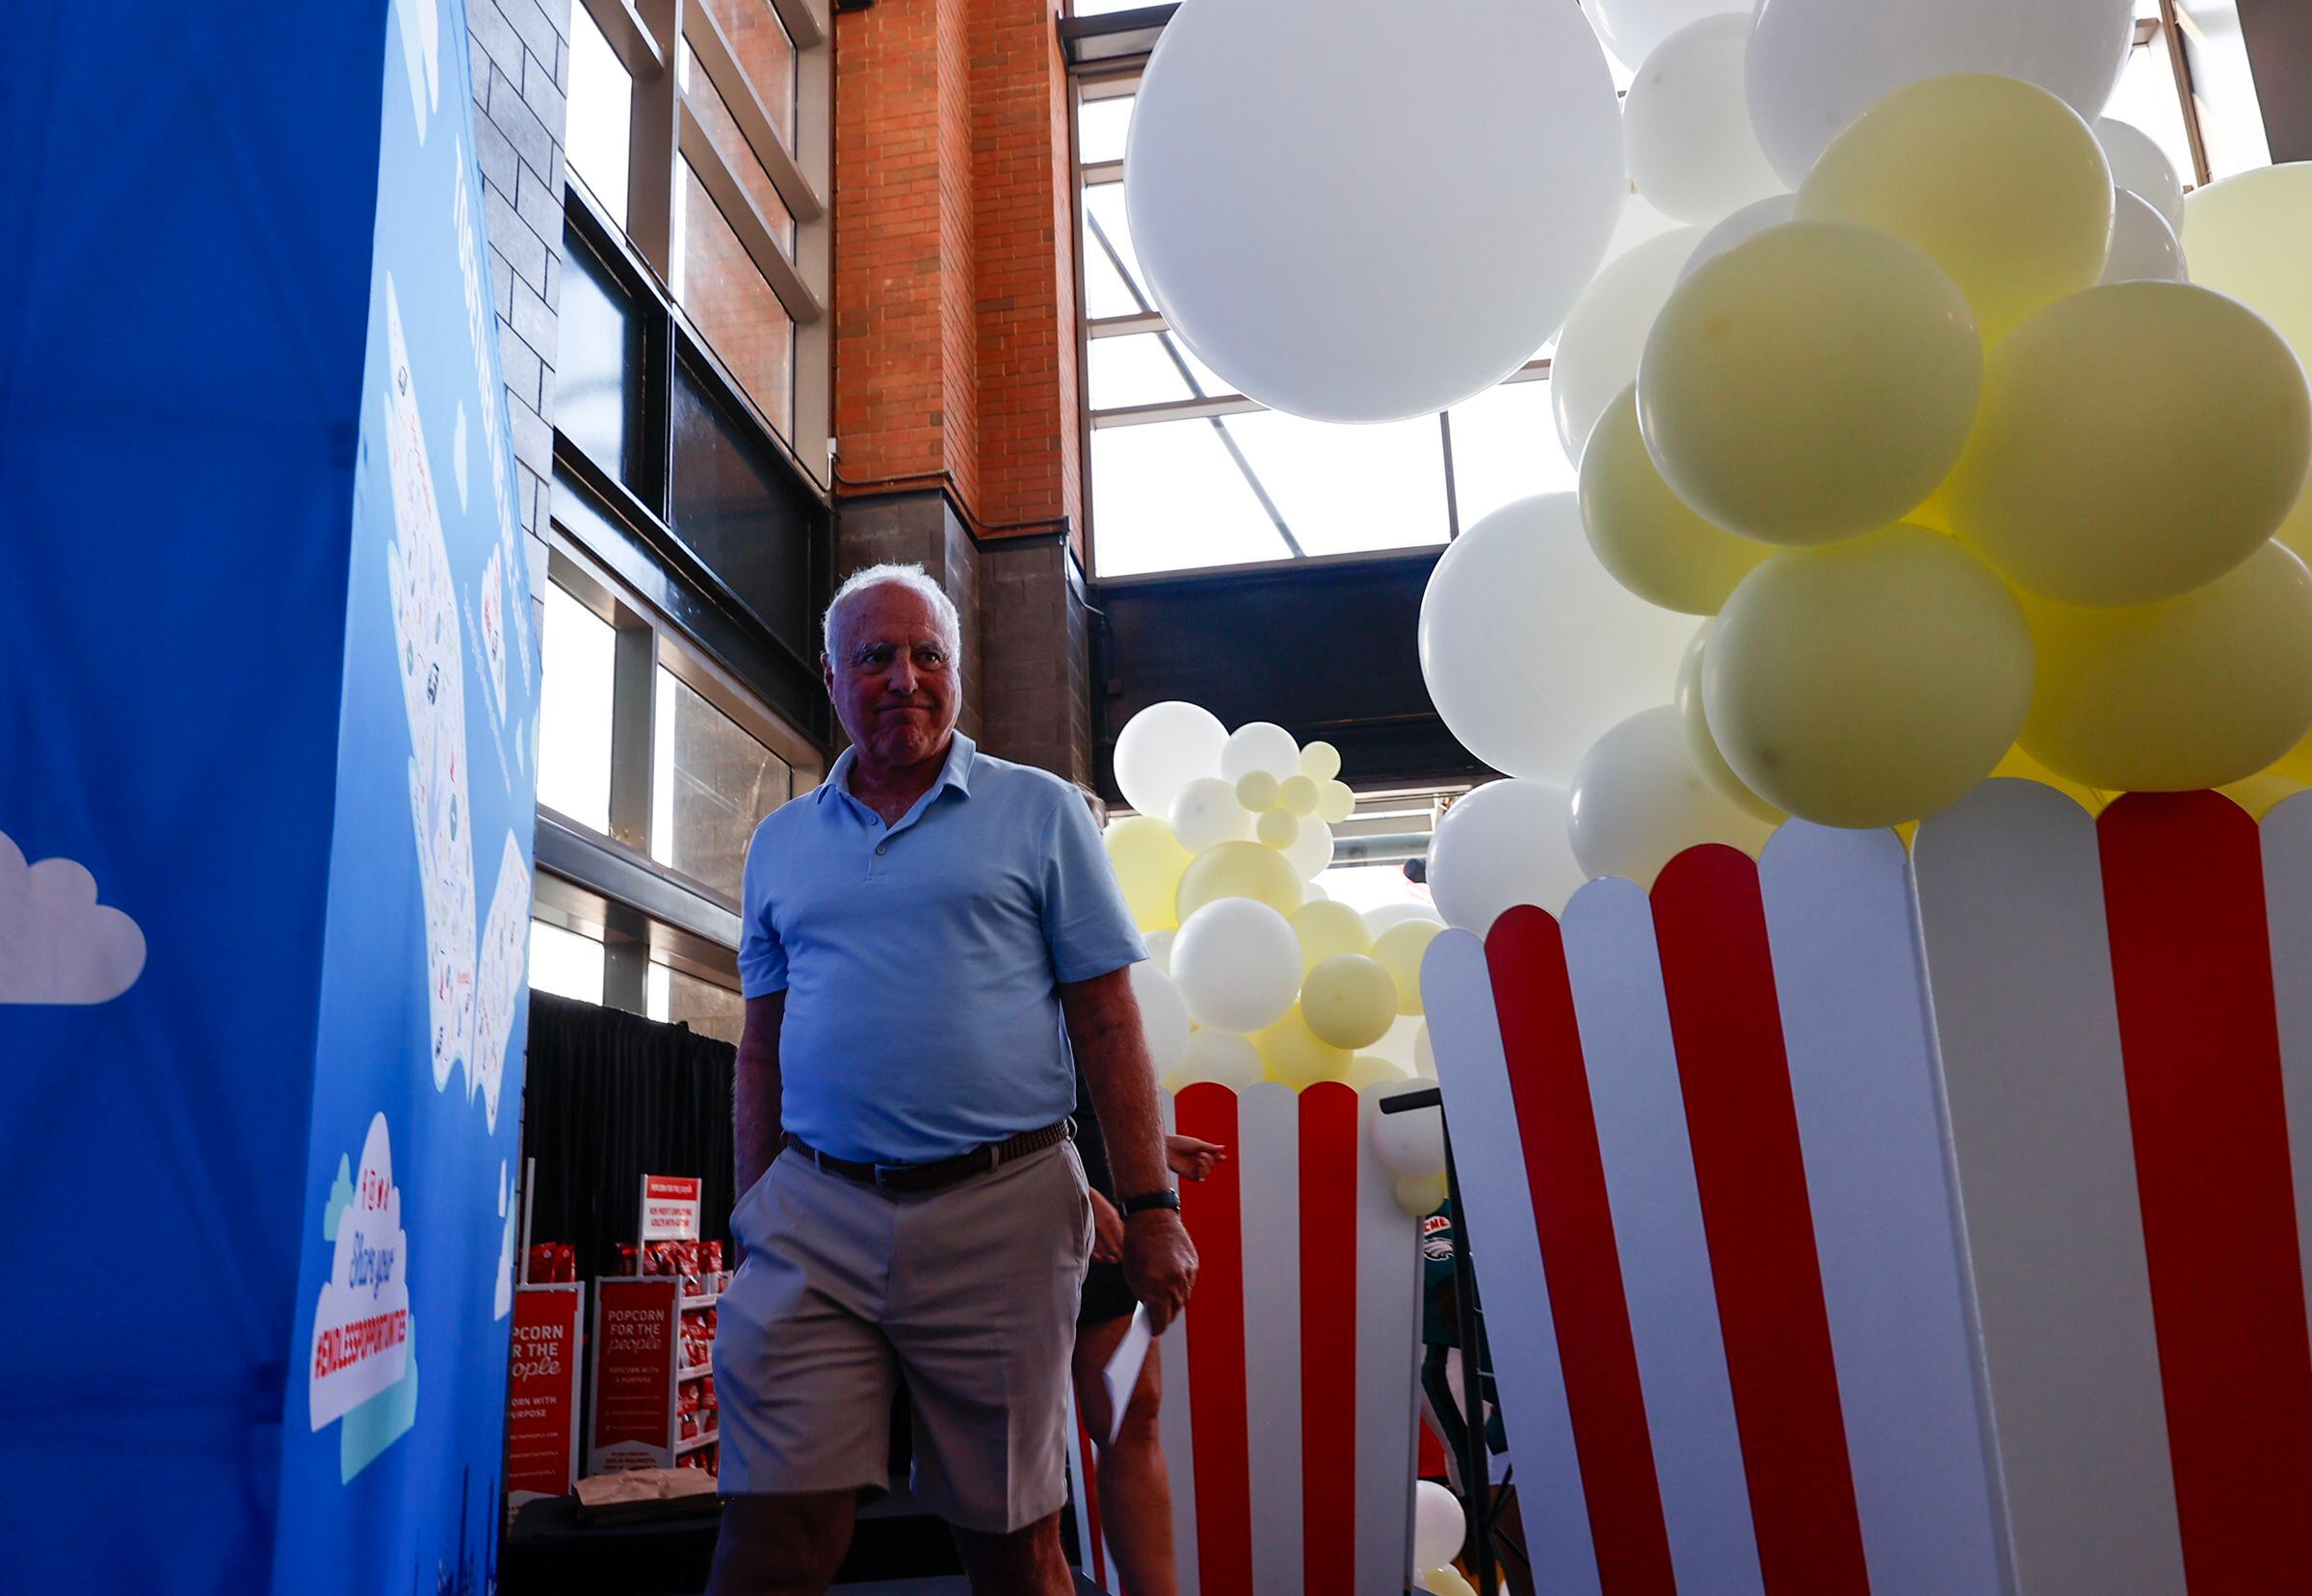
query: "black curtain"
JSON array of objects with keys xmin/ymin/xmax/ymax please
[{"xmin": 521, "ymin": 992, "xmax": 737, "ymax": 1282}]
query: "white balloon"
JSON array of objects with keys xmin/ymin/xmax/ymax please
[
  {"xmin": 1169, "ymin": 898, "xmax": 1302, "ymax": 1033},
  {"xmin": 1367, "ymin": 1012, "xmax": 1425, "ymax": 1069},
  {"xmin": 1219, "ymin": 720, "xmax": 1300, "ymax": 784},
  {"xmin": 1115, "ymin": 700, "xmax": 1226, "ymax": 821},
  {"xmin": 1600, "ymin": 190, "xmax": 1688, "ymax": 268},
  {"xmin": 1364, "ymin": 903, "xmax": 1446, "ymax": 938},
  {"xmin": 2095, "ymin": 117, "xmax": 2186, "ymax": 231},
  {"xmin": 1413, "ymin": 1023, "xmax": 1436, "ymax": 1079},
  {"xmin": 1624, "ymin": 15, "xmax": 1786, "ymax": 225},
  {"xmin": 1583, "ymin": 0, "xmax": 1738, "ymax": 71},
  {"xmin": 1125, "ymin": 0, "xmax": 1626, "ymax": 422},
  {"xmin": 1372, "ymin": 1100, "xmax": 1447, "ymax": 1179},
  {"xmin": 1166, "ymin": 1028, "xmax": 1263, "ymax": 1093},
  {"xmin": 1143, "ymin": 929, "xmax": 1176, "ymax": 976},
  {"xmin": 1419, "ymin": 495, "xmax": 1696, "ymax": 784},
  {"xmin": 1413, "ymin": 1480, "xmax": 1467, "ymax": 1571},
  {"xmin": 1129, "ymin": 961, "xmax": 1192, "ymax": 1074},
  {"xmin": 2101, "ymin": 186, "xmax": 2187, "ymax": 283},
  {"xmin": 1675, "ymin": 192, "xmax": 1800, "ymax": 284},
  {"xmin": 1169, "ymin": 775, "xmax": 1253, "ymax": 852},
  {"xmin": 1747, "ymin": 0, "xmax": 2136, "ymax": 187},
  {"xmin": 1551, "ymin": 226, "xmax": 1704, "ymax": 463},
  {"xmin": 1567, "ymin": 706, "xmax": 1776, "ymax": 887},
  {"xmin": 1281, "ymin": 814, "xmax": 1335, "ymax": 880},
  {"xmin": 1428, "ymin": 779, "xmax": 1587, "ymax": 934}
]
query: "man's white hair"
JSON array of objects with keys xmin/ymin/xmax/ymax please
[{"xmin": 822, "ymin": 562, "xmax": 963, "ymax": 662}]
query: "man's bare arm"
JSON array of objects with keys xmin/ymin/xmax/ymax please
[
  {"xmin": 1062, "ymin": 966, "xmax": 1197, "ymax": 1328},
  {"xmin": 734, "ymin": 992, "xmax": 787, "ymax": 1198}
]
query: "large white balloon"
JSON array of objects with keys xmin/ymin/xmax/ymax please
[
  {"xmin": 1583, "ymin": 0, "xmax": 1739, "ymax": 71},
  {"xmin": 1364, "ymin": 903, "xmax": 1446, "ymax": 937},
  {"xmin": 1623, "ymin": 14, "xmax": 1786, "ymax": 225},
  {"xmin": 1125, "ymin": 0, "xmax": 1626, "ymax": 423},
  {"xmin": 1567, "ymin": 705, "xmax": 1776, "ymax": 887},
  {"xmin": 1281, "ymin": 814, "xmax": 1335, "ymax": 880},
  {"xmin": 1169, "ymin": 898, "xmax": 1302, "ymax": 1033},
  {"xmin": 1169, "ymin": 775, "xmax": 1253, "ymax": 852},
  {"xmin": 1675, "ymin": 193, "xmax": 1800, "ymax": 284},
  {"xmin": 1747, "ymin": 0, "xmax": 2136, "ymax": 187},
  {"xmin": 1219, "ymin": 720, "xmax": 1300, "ymax": 784},
  {"xmin": 1427, "ymin": 779, "xmax": 1587, "ymax": 933},
  {"xmin": 1550, "ymin": 226, "xmax": 1704, "ymax": 464},
  {"xmin": 1166, "ymin": 1028, "xmax": 1263, "ymax": 1092},
  {"xmin": 1372, "ymin": 1100, "xmax": 1447, "ymax": 1179},
  {"xmin": 2095, "ymin": 116, "xmax": 2185, "ymax": 231},
  {"xmin": 1129, "ymin": 961, "xmax": 1192, "ymax": 1075},
  {"xmin": 2101, "ymin": 187, "xmax": 2187, "ymax": 283},
  {"xmin": 1419, "ymin": 495, "xmax": 1696, "ymax": 784},
  {"xmin": 1413, "ymin": 1481, "xmax": 1467, "ymax": 1571},
  {"xmin": 1114, "ymin": 700, "xmax": 1225, "ymax": 821},
  {"xmin": 1600, "ymin": 191, "xmax": 1689, "ymax": 269}
]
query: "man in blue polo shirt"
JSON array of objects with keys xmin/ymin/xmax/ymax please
[{"xmin": 707, "ymin": 563, "xmax": 1196, "ymax": 1596}]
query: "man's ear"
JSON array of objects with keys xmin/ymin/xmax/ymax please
[{"xmin": 821, "ymin": 652, "xmax": 835, "ymax": 698}]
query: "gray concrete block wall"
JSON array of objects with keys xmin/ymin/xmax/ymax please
[{"xmin": 469, "ymin": 0, "xmax": 572, "ymax": 640}]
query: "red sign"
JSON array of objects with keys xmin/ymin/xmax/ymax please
[
  {"xmin": 639, "ymin": 1174, "xmax": 701, "ymax": 1243},
  {"xmin": 590, "ymin": 1276, "xmax": 678, "ymax": 1472},
  {"xmin": 506, "ymin": 1285, "xmax": 584, "ymax": 1494}
]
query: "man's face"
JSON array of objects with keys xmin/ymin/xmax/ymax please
[{"xmin": 824, "ymin": 586, "xmax": 960, "ymax": 771}]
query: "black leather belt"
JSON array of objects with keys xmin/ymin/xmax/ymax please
[{"xmin": 783, "ymin": 1118, "xmax": 1072, "ymax": 1194}]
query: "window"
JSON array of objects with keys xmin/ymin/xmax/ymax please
[
  {"xmin": 673, "ymin": 159, "xmax": 798, "ymax": 438},
  {"xmin": 538, "ymin": 580, "xmax": 616, "ymax": 830},
  {"xmin": 529, "ymin": 920, "xmax": 608, "ymax": 1004},
  {"xmin": 653, "ymin": 666, "xmax": 791, "ymax": 903},
  {"xmin": 647, "ymin": 959, "xmax": 748, "ymax": 1047},
  {"xmin": 565, "ymin": 4, "xmax": 634, "ymax": 224}
]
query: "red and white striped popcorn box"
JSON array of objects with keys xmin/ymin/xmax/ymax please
[
  {"xmin": 1070, "ymin": 1080, "xmax": 1429, "ymax": 1596},
  {"xmin": 1424, "ymin": 780, "xmax": 2312, "ymax": 1596}
]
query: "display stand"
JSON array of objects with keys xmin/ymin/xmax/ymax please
[
  {"xmin": 507, "ymin": 1283, "xmax": 586, "ymax": 1495},
  {"xmin": 584, "ymin": 1174, "xmax": 724, "ymax": 1477}
]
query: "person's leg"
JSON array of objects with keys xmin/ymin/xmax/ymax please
[
  {"xmin": 705, "ymin": 1491, "xmax": 856, "ymax": 1596},
  {"xmin": 1071, "ymin": 1314, "xmax": 1177, "ymax": 1596},
  {"xmin": 951, "ymin": 1509, "xmax": 1075, "ymax": 1596}
]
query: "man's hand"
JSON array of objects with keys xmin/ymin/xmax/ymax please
[
  {"xmin": 1166, "ymin": 1134, "xmax": 1225, "ymax": 1182},
  {"xmin": 1122, "ymin": 1209, "xmax": 1199, "ymax": 1332},
  {"xmin": 1089, "ymin": 1189, "xmax": 1125, "ymax": 1265}
]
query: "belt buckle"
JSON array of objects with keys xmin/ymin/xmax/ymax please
[{"xmin": 872, "ymin": 1162, "xmax": 906, "ymax": 1190}]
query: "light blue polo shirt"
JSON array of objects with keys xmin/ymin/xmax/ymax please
[{"xmin": 738, "ymin": 732, "xmax": 1146, "ymax": 1165}]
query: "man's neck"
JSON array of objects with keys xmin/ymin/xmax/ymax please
[{"xmin": 845, "ymin": 735, "xmax": 954, "ymax": 824}]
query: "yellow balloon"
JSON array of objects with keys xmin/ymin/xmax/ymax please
[
  {"xmin": 1943, "ymin": 282, "xmax": 2312, "ymax": 606},
  {"xmin": 1418, "ymin": 1568, "xmax": 1478, "ymax": 1596},
  {"xmin": 1798, "ymin": 74, "xmax": 2111, "ymax": 346},
  {"xmin": 1639, "ymin": 221, "xmax": 1982, "ymax": 545},
  {"xmin": 2274, "ymin": 730, "xmax": 2312, "ymax": 786},
  {"xmin": 1580, "ymin": 383, "xmax": 1773, "ymax": 615},
  {"xmin": 1301, "ymin": 954, "xmax": 1399, "ymax": 1050},
  {"xmin": 1104, "ymin": 816, "xmax": 1193, "ymax": 931},
  {"xmin": 2019, "ymin": 540, "xmax": 2312, "ymax": 792},
  {"xmin": 1988, "ymin": 745, "xmax": 2107, "ymax": 816},
  {"xmin": 1675, "ymin": 623, "xmax": 1783, "ymax": 824},
  {"xmin": 1345, "ymin": 1053, "xmax": 1412, "ymax": 1091},
  {"xmin": 1255, "ymin": 807, "xmax": 1299, "ymax": 848},
  {"xmin": 1299, "ymin": 741, "xmax": 1343, "ymax": 781},
  {"xmin": 1292, "ymin": 899, "xmax": 1373, "ymax": 973},
  {"xmin": 1412, "ymin": 1022, "xmax": 1434, "ymax": 1079},
  {"xmin": 2220, "ymin": 772, "xmax": 2308, "ymax": 821},
  {"xmin": 2187, "ymin": 165, "xmax": 2312, "ymax": 570},
  {"xmin": 1255, "ymin": 1007, "xmax": 1352, "ymax": 1090},
  {"xmin": 1370, "ymin": 921, "xmax": 1442, "ymax": 1016},
  {"xmin": 1705, "ymin": 527, "xmax": 2033, "ymax": 828},
  {"xmin": 1278, "ymin": 775, "xmax": 1321, "ymax": 816},
  {"xmin": 1395, "ymin": 1172, "xmax": 1449, "ymax": 1218},
  {"xmin": 1316, "ymin": 779, "xmax": 1356, "ymax": 824},
  {"xmin": 1235, "ymin": 770, "xmax": 1280, "ymax": 811},
  {"xmin": 1177, "ymin": 839, "xmax": 1303, "ymax": 920}
]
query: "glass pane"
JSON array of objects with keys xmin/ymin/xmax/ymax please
[
  {"xmin": 530, "ymin": 920, "xmax": 606, "ymax": 1005},
  {"xmin": 699, "ymin": 0, "xmax": 797, "ymax": 148},
  {"xmin": 565, "ymin": 3, "xmax": 633, "ymax": 224},
  {"xmin": 673, "ymin": 159, "xmax": 798, "ymax": 438},
  {"xmin": 651, "ymin": 666, "xmax": 789, "ymax": 903},
  {"xmin": 554, "ymin": 229, "xmax": 643, "ymax": 485},
  {"xmin": 538, "ymin": 582, "xmax": 616, "ymax": 831},
  {"xmin": 2104, "ymin": 38, "xmax": 2199, "ymax": 191},
  {"xmin": 680, "ymin": 39, "xmax": 798, "ymax": 254},
  {"xmin": 1090, "ymin": 418, "xmax": 1294, "ymax": 577},
  {"xmin": 1081, "ymin": 205, "xmax": 1143, "ymax": 320},
  {"xmin": 647, "ymin": 961, "xmax": 747, "ymax": 1047},
  {"xmin": 1222, "ymin": 409, "xmax": 1451, "ymax": 558},
  {"xmin": 1447, "ymin": 379, "xmax": 1576, "ymax": 532},
  {"xmin": 670, "ymin": 361, "xmax": 818, "ymax": 658},
  {"xmin": 1083, "ymin": 185, "xmax": 1147, "ymax": 302},
  {"xmin": 1088, "ymin": 332, "xmax": 1222, "ymax": 410},
  {"xmin": 1077, "ymin": 95, "xmax": 1134, "ymax": 165},
  {"xmin": 1314, "ymin": 863, "xmax": 1436, "ymax": 920}
]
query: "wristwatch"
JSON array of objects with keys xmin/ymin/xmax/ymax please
[{"xmin": 1120, "ymin": 1188, "xmax": 1182, "ymax": 1217}]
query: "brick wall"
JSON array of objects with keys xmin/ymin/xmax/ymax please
[{"xmin": 467, "ymin": 0, "xmax": 573, "ymax": 640}]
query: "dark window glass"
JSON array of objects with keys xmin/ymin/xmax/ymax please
[
  {"xmin": 669, "ymin": 358, "xmax": 819, "ymax": 662},
  {"xmin": 555, "ymin": 227, "xmax": 644, "ymax": 487}
]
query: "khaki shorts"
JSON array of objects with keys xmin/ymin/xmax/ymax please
[{"xmin": 712, "ymin": 1138, "xmax": 1093, "ymax": 1532}]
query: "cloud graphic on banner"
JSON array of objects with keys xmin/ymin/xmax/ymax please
[
  {"xmin": 323, "ymin": 1154, "xmax": 355, "ymax": 1243},
  {"xmin": 495, "ymin": 1161, "xmax": 515, "ymax": 1321},
  {"xmin": 310, "ymin": 1113, "xmax": 413, "ymax": 1431},
  {"xmin": 471, "ymin": 832, "xmax": 530, "ymax": 1131},
  {"xmin": 453, "ymin": 402, "xmax": 469, "ymax": 510},
  {"xmin": 341, "ymin": 1329, "xmax": 420, "ymax": 1482},
  {"xmin": 0, "ymin": 830, "xmax": 146, "ymax": 1005},
  {"xmin": 393, "ymin": 0, "xmax": 440, "ymax": 140}
]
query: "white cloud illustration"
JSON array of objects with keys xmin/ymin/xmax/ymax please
[
  {"xmin": 0, "ymin": 830, "xmax": 146, "ymax": 1005},
  {"xmin": 494, "ymin": 1160, "xmax": 515, "ymax": 1321},
  {"xmin": 310, "ymin": 1114, "xmax": 413, "ymax": 1430}
]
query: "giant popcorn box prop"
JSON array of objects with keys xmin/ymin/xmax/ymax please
[
  {"xmin": 1424, "ymin": 781, "xmax": 2312, "ymax": 1596},
  {"xmin": 0, "ymin": 3, "xmax": 538, "ymax": 1591},
  {"xmin": 1068, "ymin": 1083, "xmax": 1426, "ymax": 1596}
]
